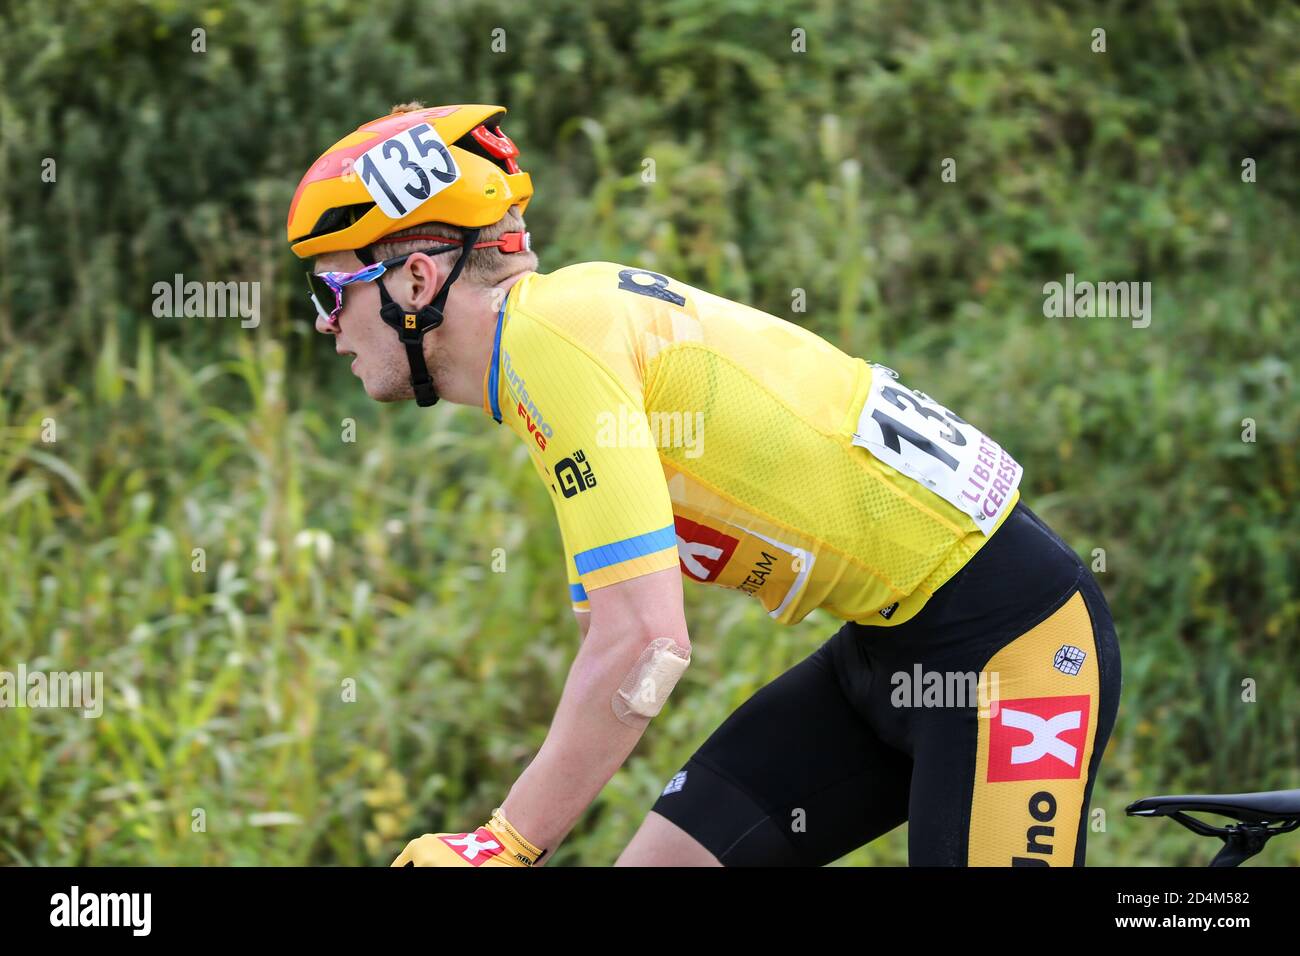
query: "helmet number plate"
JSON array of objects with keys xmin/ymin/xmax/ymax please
[
  {"xmin": 850, "ymin": 365, "xmax": 1022, "ymax": 534},
  {"xmin": 356, "ymin": 122, "xmax": 460, "ymax": 219}
]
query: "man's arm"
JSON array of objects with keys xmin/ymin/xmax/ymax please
[
  {"xmin": 499, "ymin": 565, "xmax": 688, "ymax": 859},
  {"xmin": 490, "ymin": 298, "xmax": 686, "ymax": 860}
]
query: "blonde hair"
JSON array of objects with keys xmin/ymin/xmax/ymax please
[
  {"xmin": 370, "ymin": 101, "xmax": 538, "ymax": 284},
  {"xmin": 370, "ymin": 205, "xmax": 537, "ymax": 285}
]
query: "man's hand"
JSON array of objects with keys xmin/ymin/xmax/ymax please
[{"xmin": 392, "ymin": 808, "xmax": 545, "ymax": 867}]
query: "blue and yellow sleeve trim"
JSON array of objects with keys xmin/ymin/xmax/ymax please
[{"xmin": 574, "ymin": 525, "xmax": 679, "ymax": 591}]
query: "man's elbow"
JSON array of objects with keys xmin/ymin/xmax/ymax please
[
  {"xmin": 610, "ymin": 633, "xmax": 691, "ymax": 727},
  {"xmin": 585, "ymin": 567, "xmax": 689, "ymax": 650}
]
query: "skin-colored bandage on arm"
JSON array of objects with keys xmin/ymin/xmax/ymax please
[{"xmin": 612, "ymin": 637, "xmax": 691, "ymax": 728}]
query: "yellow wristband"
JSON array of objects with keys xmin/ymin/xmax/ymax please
[{"xmin": 487, "ymin": 807, "xmax": 546, "ymax": 866}]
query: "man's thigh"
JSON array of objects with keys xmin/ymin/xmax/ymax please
[
  {"xmin": 642, "ymin": 629, "xmax": 911, "ymax": 866},
  {"xmin": 616, "ymin": 811, "xmax": 721, "ymax": 866},
  {"xmin": 904, "ymin": 580, "xmax": 1121, "ymax": 866}
]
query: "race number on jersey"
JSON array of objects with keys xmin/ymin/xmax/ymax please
[
  {"xmin": 356, "ymin": 122, "xmax": 460, "ymax": 219},
  {"xmin": 851, "ymin": 365, "xmax": 1022, "ymax": 534}
]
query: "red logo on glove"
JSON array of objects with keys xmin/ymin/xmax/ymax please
[{"xmin": 439, "ymin": 827, "xmax": 505, "ymax": 865}]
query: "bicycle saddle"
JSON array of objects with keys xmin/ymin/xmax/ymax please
[{"xmin": 1127, "ymin": 789, "xmax": 1300, "ymax": 824}]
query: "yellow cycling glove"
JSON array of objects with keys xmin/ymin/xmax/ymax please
[{"xmin": 391, "ymin": 807, "xmax": 546, "ymax": 867}]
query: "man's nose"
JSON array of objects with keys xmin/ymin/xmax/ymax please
[{"xmin": 314, "ymin": 312, "xmax": 337, "ymax": 335}]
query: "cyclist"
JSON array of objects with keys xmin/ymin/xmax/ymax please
[{"xmin": 288, "ymin": 102, "xmax": 1121, "ymax": 867}]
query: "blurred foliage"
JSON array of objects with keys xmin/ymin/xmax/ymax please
[{"xmin": 0, "ymin": 0, "xmax": 1297, "ymax": 866}]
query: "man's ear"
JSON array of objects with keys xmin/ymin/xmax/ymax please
[{"xmin": 408, "ymin": 253, "xmax": 445, "ymax": 308}]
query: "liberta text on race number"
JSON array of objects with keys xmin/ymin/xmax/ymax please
[{"xmin": 851, "ymin": 365, "xmax": 1022, "ymax": 533}]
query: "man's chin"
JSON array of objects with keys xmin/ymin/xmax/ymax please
[{"xmin": 361, "ymin": 377, "xmax": 410, "ymax": 403}]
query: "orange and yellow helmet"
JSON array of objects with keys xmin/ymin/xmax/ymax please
[{"xmin": 287, "ymin": 104, "xmax": 533, "ymax": 259}]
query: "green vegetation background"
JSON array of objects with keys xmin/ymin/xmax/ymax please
[{"xmin": 1, "ymin": 0, "xmax": 1297, "ymax": 865}]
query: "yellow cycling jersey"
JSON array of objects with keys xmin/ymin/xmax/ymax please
[{"xmin": 481, "ymin": 262, "xmax": 1023, "ymax": 627}]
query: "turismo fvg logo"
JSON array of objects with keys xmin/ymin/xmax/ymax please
[{"xmin": 987, "ymin": 694, "xmax": 1091, "ymax": 866}]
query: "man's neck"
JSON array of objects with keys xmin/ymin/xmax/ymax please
[{"xmin": 434, "ymin": 269, "xmax": 533, "ymax": 408}]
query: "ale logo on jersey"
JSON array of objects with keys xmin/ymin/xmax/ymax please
[
  {"xmin": 438, "ymin": 827, "xmax": 506, "ymax": 866},
  {"xmin": 673, "ymin": 516, "xmax": 739, "ymax": 582},
  {"xmin": 987, "ymin": 694, "xmax": 1091, "ymax": 782},
  {"xmin": 555, "ymin": 449, "xmax": 597, "ymax": 498}
]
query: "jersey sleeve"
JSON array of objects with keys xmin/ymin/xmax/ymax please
[
  {"xmin": 560, "ymin": 522, "xmax": 591, "ymax": 615},
  {"xmin": 523, "ymin": 448, "xmax": 590, "ymax": 614},
  {"xmin": 505, "ymin": 308, "xmax": 679, "ymax": 599}
]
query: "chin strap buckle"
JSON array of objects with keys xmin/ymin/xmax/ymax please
[
  {"xmin": 372, "ymin": 226, "xmax": 481, "ymax": 410},
  {"xmin": 378, "ymin": 301, "xmax": 442, "ymax": 407}
]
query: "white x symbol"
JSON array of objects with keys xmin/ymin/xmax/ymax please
[
  {"xmin": 445, "ymin": 832, "xmax": 501, "ymax": 860},
  {"xmin": 677, "ymin": 537, "xmax": 722, "ymax": 578},
  {"xmin": 1000, "ymin": 707, "xmax": 1081, "ymax": 766}
]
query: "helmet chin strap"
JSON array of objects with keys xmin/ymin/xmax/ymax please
[{"xmin": 365, "ymin": 227, "xmax": 482, "ymax": 407}]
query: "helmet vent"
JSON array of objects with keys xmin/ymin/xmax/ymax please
[{"xmin": 298, "ymin": 202, "xmax": 374, "ymax": 244}]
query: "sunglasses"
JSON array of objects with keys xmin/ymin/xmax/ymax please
[
  {"xmin": 306, "ymin": 245, "xmax": 460, "ymax": 331},
  {"xmin": 306, "ymin": 231, "xmax": 532, "ymax": 331}
]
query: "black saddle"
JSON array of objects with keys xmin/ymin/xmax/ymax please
[{"xmin": 1127, "ymin": 788, "xmax": 1300, "ymax": 865}]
